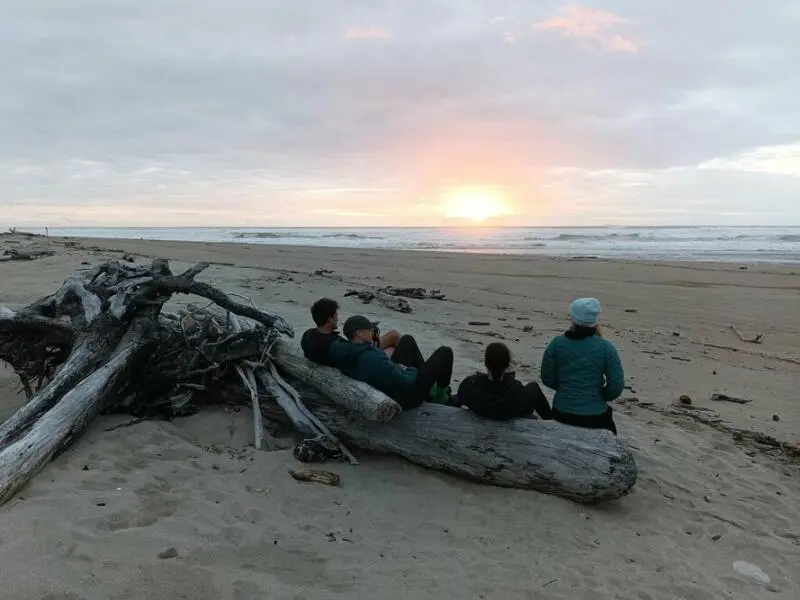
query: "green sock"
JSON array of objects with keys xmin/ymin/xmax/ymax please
[{"xmin": 429, "ymin": 384, "xmax": 451, "ymax": 404}]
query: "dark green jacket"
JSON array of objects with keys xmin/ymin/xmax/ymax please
[
  {"xmin": 329, "ymin": 341, "xmax": 417, "ymax": 402},
  {"xmin": 540, "ymin": 331, "xmax": 624, "ymax": 416}
]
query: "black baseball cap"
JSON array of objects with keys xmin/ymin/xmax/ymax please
[{"xmin": 343, "ymin": 315, "xmax": 380, "ymax": 339}]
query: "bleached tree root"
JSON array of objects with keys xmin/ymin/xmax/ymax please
[{"xmin": 0, "ymin": 320, "xmax": 156, "ymax": 504}]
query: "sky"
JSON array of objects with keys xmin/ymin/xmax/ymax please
[{"xmin": 1, "ymin": 1, "xmax": 799, "ymax": 227}]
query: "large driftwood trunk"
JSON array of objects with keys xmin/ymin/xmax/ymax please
[
  {"xmin": 0, "ymin": 321, "xmax": 155, "ymax": 504},
  {"xmin": 272, "ymin": 339, "xmax": 402, "ymax": 423},
  {"xmin": 307, "ymin": 399, "xmax": 637, "ymax": 503}
]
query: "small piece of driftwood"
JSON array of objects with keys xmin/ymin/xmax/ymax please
[
  {"xmin": 729, "ymin": 325, "xmax": 763, "ymax": 344},
  {"xmin": 381, "ymin": 286, "xmax": 445, "ymax": 301},
  {"xmin": 0, "ymin": 248, "xmax": 56, "ymax": 261},
  {"xmin": 344, "ymin": 289, "xmax": 412, "ymax": 313},
  {"xmin": 289, "ymin": 468, "xmax": 340, "ymax": 486},
  {"xmin": 711, "ymin": 393, "xmax": 752, "ymax": 405}
]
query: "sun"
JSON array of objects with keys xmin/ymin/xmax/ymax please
[{"xmin": 440, "ymin": 186, "xmax": 513, "ymax": 222}]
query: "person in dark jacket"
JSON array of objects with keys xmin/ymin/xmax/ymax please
[
  {"xmin": 300, "ymin": 298, "xmax": 345, "ymax": 367},
  {"xmin": 458, "ymin": 343, "xmax": 552, "ymax": 420},
  {"xmin": 300, "ymin": 298, "xmax": 406, "ymax": 366},
  {"xmin": 540, "ymin": 297, "xmax": 624, "ymax": 435},
  {"xmin": 330, "ymin": 315, "xmax": 454, "ymax": 409}
]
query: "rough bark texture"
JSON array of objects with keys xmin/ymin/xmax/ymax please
[
  {"xmin": 271, "ymin": 339, "xmax": 402, "ymax": 423},
  {"xmin": 0, "ymin": 320, "xmax": 155, "ymax": 504},
  {"xmin": 307, "ymin": 398, "xmax": 637, "ymax": 503}
]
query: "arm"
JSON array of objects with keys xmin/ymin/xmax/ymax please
[
  {"xmin": 602, "ymin": 343, "xmax": 625, "ymax": 402},
  {"xmin": 540, "ymin": 339, "xmax": 559, "ymax": 390}
]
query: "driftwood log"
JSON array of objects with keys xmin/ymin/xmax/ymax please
[
  {"xmin": 271, "ymin": 339, "xmax": 402, "ymax": 423},
  {"xmin": 0, "ymin": 248, "xmax": 56, "ymax": 261},
  {"xmin": 293, "ymin": 389, "xmax": 636, "ymax": 503},
  {"xmin": 344, "ymin": 289, "xmax": 412, "ymax": 313},
  {"xmin": 0, "ymin": 260, "xmax": 637, "ymax": 504}
]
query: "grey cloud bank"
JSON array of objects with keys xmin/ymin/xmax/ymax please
[{"xmin": 1, "ymin": 1, "xmax": 798, "ymax": 226}]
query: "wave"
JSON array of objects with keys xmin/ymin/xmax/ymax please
[
  {"xmin": 233, "ymin": 231, "xmax": 384, "ymax": 240},
  {"xmin": 522, "ymin": 232, "xmax": 800, "ymax": 243}
]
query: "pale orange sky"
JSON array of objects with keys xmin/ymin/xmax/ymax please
[{"xmin": 2, "ymin": 2, "xmax": 799, "ymax": 227}]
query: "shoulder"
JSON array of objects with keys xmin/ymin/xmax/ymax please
[
  {"xmin": 600, "ymin": 338, "xmax": 620, "ymax": 355},
  {"xmin": 302, "ymin": 328, "xmax": 330, "ymax": 342},
  {"xmin": 461, "ymin": 373, "xmax": 485, "ymax": 386}
]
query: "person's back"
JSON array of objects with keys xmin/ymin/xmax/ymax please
[
  {"xmin": 540, "ymin": 297, "xmax": 624, "ymax": 434},
  {"xmin": 301, "ymin": 297, "xmax": 345, "ymax": 366},
  {"xmin": 540, "ymin": 333, "xmax": 623, "ymax": 415},
  {"xmin": 459, "ymin": 372, "xmax": 530, "ymax": 420},
  {"xmin": 301, "ymin": 328, "xmax": 343, "ymax": 366},
  {"xmin": 459, "ymin": 342, "xmax": 552, "ymax": 421}
]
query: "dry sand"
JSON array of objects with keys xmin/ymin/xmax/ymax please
[{"xmin": 1, "ymin": 234, "xmax": 798, "ymax": 599}]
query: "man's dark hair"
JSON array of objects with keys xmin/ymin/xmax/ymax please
[
  {"xmin": 484, "ymin": 342, "xmax": 511, "ymax": 381},
  {"xmin": 311, "ymin": 298, "xmax": 339, "ymax": 327}
]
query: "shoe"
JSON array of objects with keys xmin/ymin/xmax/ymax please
[{"xmin": 428, "ymin": 384, "xmax": 452, "ymax": 404}]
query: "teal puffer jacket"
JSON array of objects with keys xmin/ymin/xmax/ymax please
[
  {"xmin": 540, "ymin": 332, "xmax": 624, "ymax": 416},
  {"xmin": 329, "ymin": 341, "xmax": 418, "ymax": 403}
]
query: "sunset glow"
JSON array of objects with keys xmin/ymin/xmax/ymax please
[{"xmin": 440, "ymin": 186, "xmax": 514, "ymax": 222}]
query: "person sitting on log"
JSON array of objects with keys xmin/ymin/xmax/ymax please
[
  {"xmin": 331, "ymin": 315, "xmax": 454, "ymax": 409},
  {"xmin": 540, "ymin": 298, "xmax": 624, "ymax": 435},
  {"xmin": 301, "ymin": 298, "xmax": 403, "ymax": 366},
  {"xmin": 387, "ymin": 332, "xmax": 453, "ymax": 404},
  {"xmin": 457, "ymin": 342, "xmax": 552, "ymax": 420}
]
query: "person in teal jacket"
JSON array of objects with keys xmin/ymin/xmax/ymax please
[
  {"xmin": 330, "ymin": 315, "xmax": 454, "ymax": 409},
  {"xmin": 540, "ymin": 297, "xmax": 624, "ymax": 434}
]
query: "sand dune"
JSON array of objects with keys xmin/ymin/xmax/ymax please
[{"xmin": 0, "ymin": 235, "xmax": 798, "ymax": 599}]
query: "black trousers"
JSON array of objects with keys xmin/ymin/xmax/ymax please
[
  {"xmin": 392, "ymin": 335, "xmax": 425, "ymax": 370},
  {"xmin": 392, "ymin": 336, "xmax": 454, "ymax": 409},
  {"xmin": 552, "ymin": 406, "xmax": 617, "ymax": 435}
]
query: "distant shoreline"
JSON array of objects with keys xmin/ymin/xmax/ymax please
[{"xmin": 6, "ymin": 225, "xmax": 800, "ymax": 265}]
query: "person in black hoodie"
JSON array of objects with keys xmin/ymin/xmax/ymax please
[
  {"xmin": 300, "ymin": 298, "xmax": 346, "ymax": 367},
  {"xmin": 457, "ymin": 343, "xmax": 552, "ymax": 421}
]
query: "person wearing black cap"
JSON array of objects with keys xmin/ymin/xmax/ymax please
[
  {"xmin": 330, "ymin": 315, "xmax": 454, "ymax": 409},
  {"xmin": 300, "ymin": 298, "xmax": 406, "ymax": 367}
]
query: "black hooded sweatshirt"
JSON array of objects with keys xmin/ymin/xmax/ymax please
[
  {"xmin": 457, "ymin": 372, "xmax": 537, "ymax": 421},
  {"xmin": 300, "ymin": 328, "xmax": 345, "ymax": 366}
]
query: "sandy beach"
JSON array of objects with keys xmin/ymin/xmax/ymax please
[{"xmin": 1, "ymin": 234, "xmax": 798, "ymax": 599}]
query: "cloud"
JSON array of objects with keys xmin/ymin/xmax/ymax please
[
  {"xmin": 534, "ymin": 5, "xmax": 639, "ymax": 53},
  {"xmin": 345, "ymin": 26, "xmax": 391, "ymax": 40},
  {"xmin": 0, "ymin": 1, "xmax": 798, "ymax": 226},
  {"xmin": 604, "ymin": 34, "xmax": 638, "ymax": 54},
  {"xmin": 697, "ymin": 143, "xmax": 800, "ymax": 177}
]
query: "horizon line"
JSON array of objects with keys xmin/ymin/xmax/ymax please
[{"xmin": 4, "ymin": 224, "xmax": 799, "ymax": 230}]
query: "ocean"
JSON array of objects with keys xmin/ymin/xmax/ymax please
[{"xmin": 36, "ymin": 226, "xmax": 800, "ymax": 264}]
